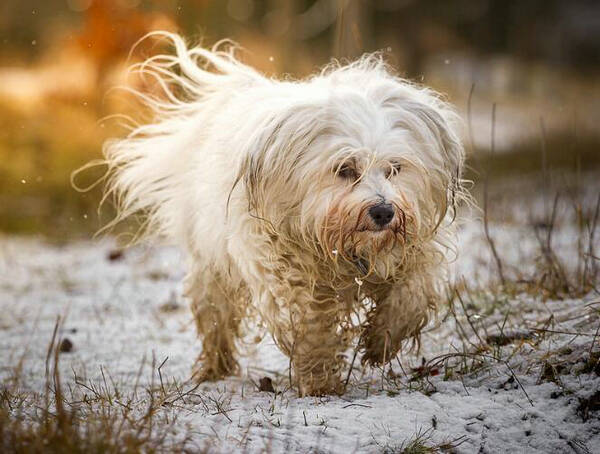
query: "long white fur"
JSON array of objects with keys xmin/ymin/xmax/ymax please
[{"xmin": 100, "ymin": 31, "xmax": 467, "ymax": 396}]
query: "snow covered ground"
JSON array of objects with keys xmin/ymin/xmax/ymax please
[{"xmin": 1, "ymin": 214, "xmax": 599, "ymax": 452}]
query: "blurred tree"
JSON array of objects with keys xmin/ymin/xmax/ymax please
[
  {"xmin": 0, "ymin": 0, "xmax": 598, "ymax": 71},
  {"xmin": 333, "ymin": 0, "xmax": 371, "ymax": 59}
]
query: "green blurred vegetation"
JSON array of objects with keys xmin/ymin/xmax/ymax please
[{"xmin": 0, "ymin": 99, "xmax": 111, "ymax": 237}]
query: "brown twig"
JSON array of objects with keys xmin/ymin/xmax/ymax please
[{"xmin": 483, "ymin": 103, "xmax": 506, "ymax": 287}]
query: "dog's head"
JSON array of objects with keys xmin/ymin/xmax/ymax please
[{"xmin": 236, "ymin": 56, "xmax": 464, "ymax": 272}]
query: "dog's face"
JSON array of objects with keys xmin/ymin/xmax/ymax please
[
  {"xmin": 240, "ymin": 65, "xmax": 464, "ymax": 269},
  {"xmin": 316, "ymin": 149, "xmax": 423, "ymax": 261}
]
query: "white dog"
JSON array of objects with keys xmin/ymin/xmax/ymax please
[{"xmin": 100, "ymin": 32, "xmax": 466, "ymax": 396}]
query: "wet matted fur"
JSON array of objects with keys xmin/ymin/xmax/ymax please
[{"xmin": 97, "ymin": 32, "xmax": 467, "ymax": 396}]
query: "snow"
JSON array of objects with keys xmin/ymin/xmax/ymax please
[{"xmin": 1, "ymin": 222, "xmax": 599, "ymax": 453}]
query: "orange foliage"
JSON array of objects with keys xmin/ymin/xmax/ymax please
[{"xmin": 77, "ymin": 0, "xmax": 176, "ymax": 72}]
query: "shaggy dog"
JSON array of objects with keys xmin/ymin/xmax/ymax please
[{"xmin": 99, "ymin": 32, "xmax": 466, "ymax": 396}]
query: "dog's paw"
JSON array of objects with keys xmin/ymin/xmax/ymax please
[
  {"xmin": 361, "ymin": 347, "xmax": 388, "ymax": 366},
  {"xmin": 297, "ymin": 381, "xmax": 344, "ymax": 397},
  {"xmin": 191, "ymin": 357, "xmax": 238, "ymax": 383},
  {"xmin": 296, "ymin": 373, "xmax": 344, "ymax": 397},
  {"xmin": 360, "ymin": 330, "xmax": 399, "ymax": 366}
]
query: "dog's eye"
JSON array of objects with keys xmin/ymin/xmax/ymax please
[
  {"xmin": 385, "ymin": 163, "xmax": 402, "ymax": 179},
  {"xmin": 337, "ymin": 164, "xmax": 358, "ymax": 181}
]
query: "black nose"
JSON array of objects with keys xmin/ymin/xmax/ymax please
[{"xmin": 369, "ymin": 203, "xmax": 395, "ymax": 227}]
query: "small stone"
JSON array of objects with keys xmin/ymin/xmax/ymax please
[
  {"xmin": 159, "ymin": 301, "xmax": 180, "ymax": 312},
  {"xmin": 107, "ymin": 250, "xmax": 124, "ymax": 261},
  {"xmin": 59, "ymin": 338, "xmax": 73, "ymax": 353},
  {"xmin": 258, "ymin": 376, "xmax": 275, "ymax": 393}
]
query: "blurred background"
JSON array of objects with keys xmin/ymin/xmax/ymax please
[{"xmin": 1, "ymin": 0, "xmax": 599, "ymax": 238}]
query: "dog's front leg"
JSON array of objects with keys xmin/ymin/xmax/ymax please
[
  {"xmin": 260, "ymin": 276, "xmax": 348, "ymax": 396},
  {"xmin": 290, "ymin": 290, "xmax": 349, "ymax": 396},
  {"xmin": 360, "ymin": 275, "xmax": 437, "ymax": 366}
]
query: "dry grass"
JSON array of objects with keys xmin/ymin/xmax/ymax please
[
  {"xmin": 473, "ymin": 181, "xmax": 600, "ymax": 299},
  {"xmin": 1, "ymin": 235, "xmax": 598, "ymax": 451},
  {"xmin": 466, "ymin": 91, "xmax": 600, "ymax": 299},
  {"xmin": 371, "ymin": 426, "xmax": 467, "ymax": 453},
  {"xmin": 368, "ymin": 286, "xmax": 599, "ymax": 422},
  {"xmin": 0, "ymin": 319, "xmax": 206, "ymax": 453}
]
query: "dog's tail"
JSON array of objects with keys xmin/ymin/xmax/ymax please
[{"xmin": 74, "ymin": 32, "xmax": 262, "ymax": 243}]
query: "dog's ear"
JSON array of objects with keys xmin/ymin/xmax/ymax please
[
  {"xmin": 387, "ymin": 96, "xmax": 466, "ymax": 230},
  {"xmin": 235, "ymin": 115, "xmax": 292, "ymax": 219},
  {"xmin": 229, "ymin": 105, "xmax": 324, "ymax": 223},
  {"xmin": 400, "ymin": 99, "xmax": 464, "ymax": 181},
  {"xmin": 237, "ymin": 148, "xmax": 272, "ymax": 217}
]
